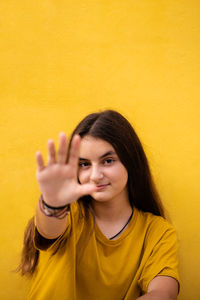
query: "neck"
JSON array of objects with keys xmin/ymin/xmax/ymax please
[{"xmin": 91, "ymin": 189, "xmax": 132, "ymax": 223}]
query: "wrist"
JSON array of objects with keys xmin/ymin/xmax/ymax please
[{"xmin": 39, "ymin": 195, "xmax": 70, "ymax": 219}]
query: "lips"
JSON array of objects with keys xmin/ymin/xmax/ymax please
[{"xmin": 96, "ymin": 184, "xmax": 110, "ymax": 190}]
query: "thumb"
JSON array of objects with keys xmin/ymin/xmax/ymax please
[{"xmin": 78, "ymin": 183, "xmax": 97, "ymax": 197}]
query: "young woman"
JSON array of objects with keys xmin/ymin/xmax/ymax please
[{"xmin": 19, "ymin": 110, "xmax": 179, "ymax": 299}]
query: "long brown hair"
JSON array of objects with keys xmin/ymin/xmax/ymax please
[
  {"xmin": 18, "ymin": 109, "xmax": 164, "ymax": 276},
  {"xmin": 72, "ymin": 110, "xmax": 164, "ymax": 216},
  {"xmin": 16, "ymin": 217, "xmax": 39, "ymax": 276}
]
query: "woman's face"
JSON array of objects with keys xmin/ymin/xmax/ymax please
[{"xmin": 78, "ymin": 136, "xmax": 128, "ymax": 204}]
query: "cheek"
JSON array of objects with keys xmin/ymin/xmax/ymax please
[
  {"xmin": 114, "ymin": 167, "xmax": 128, "ymax": 185},
  {"xmin": 104, "ymin": 166, "xmax": 127, "ymax": 186},
  {"xmin": 123, "ymin": 168, "xmax": 128, "ymax": 182}
]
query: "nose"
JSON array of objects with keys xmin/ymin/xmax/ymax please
[{"xmin": 90, "ymin": 165, "xmax": 103, "ymax": 183}]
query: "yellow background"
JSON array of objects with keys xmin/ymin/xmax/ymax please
[{"xmin": 0, "ymin": 1, "xmax": 200, "ymax": 299}]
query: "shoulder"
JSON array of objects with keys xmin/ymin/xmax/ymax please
[
  {"xmin": 136, "ymin": 208, "xmax": 175, "ymax": 232},
  {"xmin": 134, "ymin": 208, "xmax": 177, "ymax": 247}
]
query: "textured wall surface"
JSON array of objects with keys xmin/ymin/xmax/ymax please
[{"xmin": 0, "ymin": 1, "xmax": 200, "ymax": 299}]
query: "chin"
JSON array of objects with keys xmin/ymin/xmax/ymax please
[
  {"xmin": 91, "ymin": 192, "xmax": 114, "ymax": 203},
  {"xmin": 91, "ymin": 192, "xmax": 107, "ymax": 201}
]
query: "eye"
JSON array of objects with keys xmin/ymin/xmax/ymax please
[
  {"xmin": 79, "ymin": 161, "xmax": 90, "ymax": 168},
  {"xmin": 103, "ymin": 158, "xmax": 115, "ymax": 165}
]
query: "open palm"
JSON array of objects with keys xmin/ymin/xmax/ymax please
[{"xmin": 36, "ymin": 132, "xmax": 95, "ymax": 207}]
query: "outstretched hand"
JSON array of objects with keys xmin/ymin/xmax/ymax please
[{"xmin": 36, "ymin": 132, "xmax": 96, "ymax": 207}]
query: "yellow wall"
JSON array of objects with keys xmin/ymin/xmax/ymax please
[{"xmin": 0, "ymin": 1, "xmax": 199, "ymax": 299}]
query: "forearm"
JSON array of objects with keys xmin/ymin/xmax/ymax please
[
  {"xmin": 137, "ymin": 291, "xmax": 177, "ymax": 300},
  {"xmin": 36, "ymin": 202, "xmax": 69, "ymax": 239}
]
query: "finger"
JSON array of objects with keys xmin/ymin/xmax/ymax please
[
  {"xmin": 68, "ymin": 134, "xmax": 81, "ymax": 170},
  {"xmin": 36, "ymin": 151, "xmax": 45, "ymax": 171},
  {"xmin": 47, "ymin": 139, "xmax": 56, "ymax": 165},
  {"xmin": 78, "ymin": 183, "xmax": 97, "ymax": 197},
  {"xmin": 57, "ymin": 132, "xmax": 68, "ymax": 164}
]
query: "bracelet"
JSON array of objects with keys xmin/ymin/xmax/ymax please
[
  {"xmin": 40, "ymin": 195, "xmax": 69, "ymax": 210},
  {"xmin": 39, "ymin": 195, "xmax": 70, "ymax": 219}
]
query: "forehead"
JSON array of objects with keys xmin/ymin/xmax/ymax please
[{"xmin": 79, "ymin": 136, "xmax": 115, "ymax": 158}]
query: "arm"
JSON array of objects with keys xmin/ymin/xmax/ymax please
[
  {"xmin": 36, "ymin": 201, "xmax": 69, "ymax": 239},
  {"xmin": 137, "ymin": 276, "xmax": 179, "ymax": 300},
  {"xmin": 35, "ymin": 132, "xmax": 96, "ymax": 239}
]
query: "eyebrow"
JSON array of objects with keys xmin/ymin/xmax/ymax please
[{"xmin": 79, "ymin": 151, "xmax": 116, "ymax": 161}]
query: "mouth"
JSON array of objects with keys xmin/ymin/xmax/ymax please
[{"xmin": 96, "ymin": 184, "xmax": 110, "ymax": 191}]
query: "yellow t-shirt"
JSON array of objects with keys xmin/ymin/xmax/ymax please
[{"xmin": 28, "ymin": 202, "xmax": 179, "ymax": 300}]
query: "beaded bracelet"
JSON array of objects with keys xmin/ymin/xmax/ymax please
[{"xmin": 39, "ymin": 195, "xmax": 70, "ymax": 219}]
